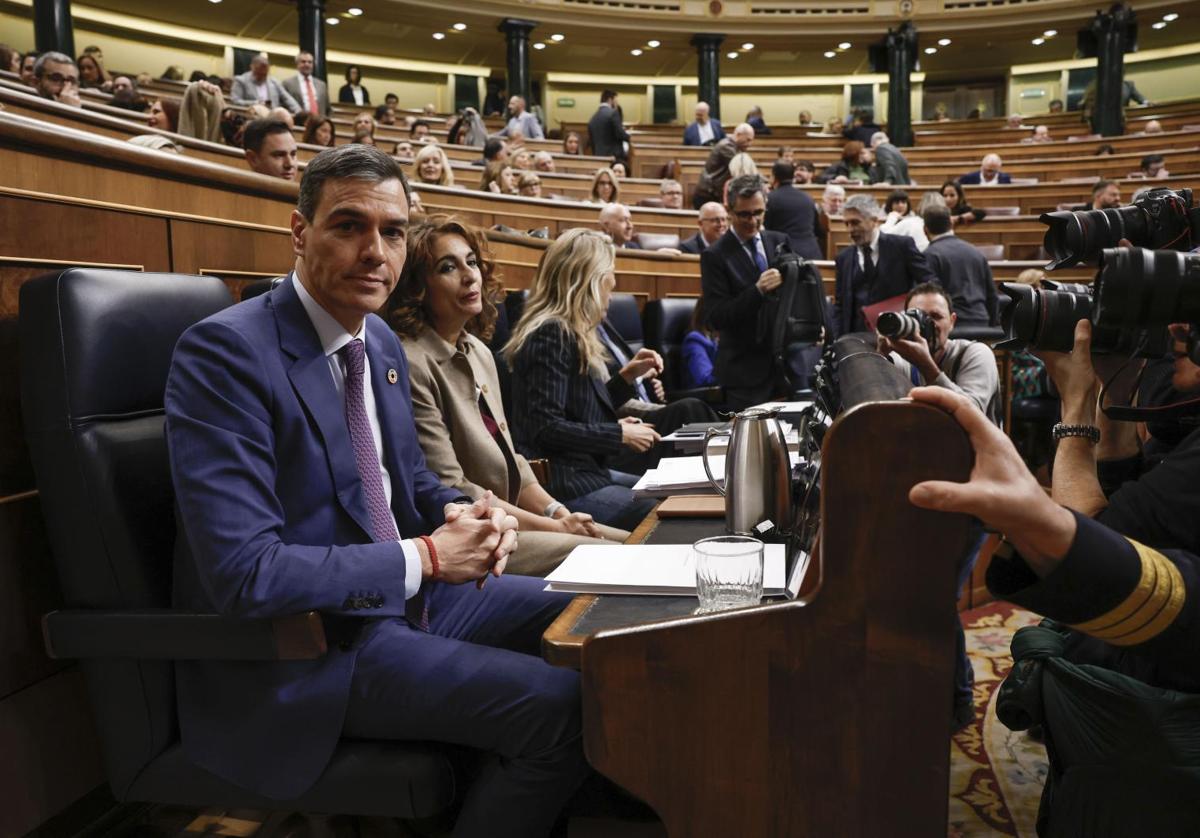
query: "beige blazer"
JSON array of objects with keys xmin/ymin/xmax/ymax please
[{"xmin": 402, "ymin": 328, "xmax": 627, "ymax": 576}]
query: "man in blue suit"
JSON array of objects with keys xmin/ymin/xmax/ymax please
[
  {"xmin": 833, "ymin": 194, "xmax": 937, "ymax": 336},
  {"xmin": 682, "ymin": 101, "xmax": 725, "ymax": 146},
  {"xmin": 165, "ymin": 144, "xmax": 587, "ymax": 837},
  {"xmin": 957, "ymin": 153, "xmax": 1012, "ymax": 186}
]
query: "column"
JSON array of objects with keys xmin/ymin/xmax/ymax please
[
  {"xmin": 33, "ymin": 0, "xmax": 75, "ymax": 58},
  {"xmin": 691, "ymin": 34, "xmax": 724, "ymax": 121},
  {"xmin": 297, "ymin": 0, "xmax": 327, "ymax": 84},
  {"xmin": 885, "ymin": 21, "xmax": 917, "ymax": 147},
  {"xmin": 499, "ymin": 19, "xmax": 538, "ymax": 105},
  {"xmin": 1089, "ymin": 3, "xmax": 1136, "ymax": 137}
]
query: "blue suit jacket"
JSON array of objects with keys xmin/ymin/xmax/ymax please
[
  {"xmin": 165, "ymin": 277, "xmax": 461, "ymax": 799},
  {"xmin": 958, "ymin": 170, "xmax": 1012, "ymax": 185},
  {"xmin": 683, "ymin": 118, "xmax": 725, "ymax": 146},
  {"xmin": 832, "ymin": 232, "xmax": 937, "ymax": 337}
]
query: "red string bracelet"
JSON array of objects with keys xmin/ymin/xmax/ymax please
[{"xmin": 418, "ymin": 535, "xmax": 439, "ymax": 581}]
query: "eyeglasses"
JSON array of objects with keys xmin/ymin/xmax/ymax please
[
  {"xmin": 45, "ymin": 73, "xmax": 79, "ymax": 85},
  {"xmin": 732, "ymin": 209, "xmax": 765, "ymax": 220}
]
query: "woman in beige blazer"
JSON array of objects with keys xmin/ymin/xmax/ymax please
[{"xmin": 389, "ymin": 215, "xmax": 628, "ymax": 576}]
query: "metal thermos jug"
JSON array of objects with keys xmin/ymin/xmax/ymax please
[{"xmin": 701, "ymin": 408, "xmax": 792, "ymax": 536}]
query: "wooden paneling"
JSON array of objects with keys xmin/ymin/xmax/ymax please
[{"xmin": 169, "ymin": 219, "xmax": 293, "ymax": 277}]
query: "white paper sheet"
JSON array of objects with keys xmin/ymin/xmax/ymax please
[{"xmin": 544, "ymin": 543, "xmax": 788, "ymax": 596}]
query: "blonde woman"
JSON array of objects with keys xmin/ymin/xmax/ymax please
[
  {"xmin": 480, "ymin": 161, "xmax": 517, "ymax": 194},
  {"xmin": 722, "ymin": 153, "xmax": 759, "ymax": 202},
  {"xmin": 517, "ymin": 171, "xmax": 542, "ymax": 198},
  {"xmin": 413, "ymin": 143, "xmax": 455, "ymax": 187},
  {"xmin": 505, "ymin": 229, "xmax": 659, "ymax": 530},
  {"xmin": 588, "ymin": 167, "xmax": 619, "ymax": 204},
  {"xmin": 390, "ymin": 217, "xmax": 628, "ymax": 575}
]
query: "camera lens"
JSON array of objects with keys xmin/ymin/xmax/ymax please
[
  {"xmin": 1094, "ymin": 247, "xmax": 1200, "ymax": 329},
  {"xmin": 997, "ymin": 282, "xmax": 1091, "ymax": 351},
  {"xmin": 1040, "ymin": 206, "xmax": 1149, "ymax": 270},
  {"xmin": 877, "ymin": 311, "xmax": 917, "ymax": 340}
]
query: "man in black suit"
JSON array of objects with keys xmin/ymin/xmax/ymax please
[
  {"xmin": 587, "ymin": 89, "xmax": 630, "ymax": 161},
  {"xmin": 833, "ymin": 194, "xmax": 937, "ymax": 336},
  {"xmin": 680, "ymin": 202, "xmax": 729, "ymax": 254},
  {"xmin": 843, "ymin": 108, "xmax": 882, "ymax": 145},
  {"xmin": 921, "ymin": 205, "xmax": 998, "ymax": 327},
  {"xmin": 701, "ymin": 175, "xmax": 791, "ymax": 410},
  {"xmin": 764, "ymin": 160, "xmax": 822, "ymax": 260}
]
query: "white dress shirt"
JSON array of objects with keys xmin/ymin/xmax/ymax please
[
  {"xmin": 292, "ymin": 273, "xmax": 423, "ymax": 599},
  {"xmin": 856, "ymin": 228, "xmax": 882, "ymax": 272},
  {"xmin": 349, "ymin": 85, "xmax": 364, "ymax": 106},
  {"xmin": 253, "ymin": 80, "xmax": 269, "ymax": 103},
  {"xmin": 697, "ymin": 120, "xmax": 714, "ymax": 144}
]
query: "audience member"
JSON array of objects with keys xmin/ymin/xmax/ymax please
[
  {"xmin": 1091, "ymin": 179, "xmax": 1121, "ymax": 210},
  {"xmin": 0, "ymin": 43, "xmax": 19, "ymax": 74},
  {"xmin": 414, "ymin": 143, "xmax": 454, "ymax": 187},
  {"xmin": 881, "ymin": 190, "xmax": 944, "ymax": 253},
  {"xmin": 941, "ymin": 180, "xmax": 988, "ymax": 226},
  {"xmin": 587, "ymin": 89, "xmax": 629, "ymax": 160},
  {"xmin": 833, "ymin": 193, "xmax": 936, "ymax": 336},
  {"xmin": 302, "ymin": 115, "xmax": 336, "ymax": 147},
  {"xmin": 869, "ymin": 132, "xmax": 911, "ymax": 185},
  {"xmin": 231, "ymin": 52, "xmax": 300, "ymax": 115},
  {"xmin": 384, "ymin": 92, "xmax": 399, "ymax": 107},
  {"xmin": 1027, "ymin": 125, "xmax": 1052, "ymax": 143},
  {"xmin": 817, "ymin": 140, "xmax": 870, "ymax": 184},
  {"xmin": 562, "ymin": 131, "xmax": 582, "ymax": 155},
  {"xmin": 700, "ymin": 175, "xmax": 791, "ymax": 409},
  {"xmin": 932, "ymin": 104, "xmax": 950, "ymax": 121},
  {"xmin": 267, "ymin": 106, "xmax": 295, "ymax": 129},
  {"xmin": 794, "ymin": 159, "xmax": 815, "ymax": 184},
  {"xmin": 147, "ymin": 98, "xmax": 180, "ymax": 133},
  {"xmin": 922, "ymin": 204, "xmax": 998, "ymax": 327},
  {"xmin": 797, "ymin": 109, "xmax": 814, "ymax": 125},
  {"xmin": 389, "ymin": 216, "xmax": 626, "ymax": 574},
  {"xmin": 110, "ymin": 85, "xmax": 145, "ymax": 112},
  {"xmin": 19, "ymin": 50, "xmax": 39, "ymax": 85},
  {"xmin": 33, "ymin": 52, "xmax": 81, "ymax": 107},
  {"xmin": 533, "ymin": 151, "xmax": 555, "ymax": 173},
  {"xmin": 480, "ymin": 161, "xmax": 517, "ymax": 194},
  {"xmin": 1006, "ymin": 113, "xmax": 1024, "ymax": 129},
  {"xmin": 410, "ymin": 120, "xmax": 431, "ymax": 141},
  {"xmin": 110, "ymin": 74, "xmax": 135, "ymax": 96},
  {"xmin": 511, "ymin": 148, "xmax": 533, "ymax": 170},
  {"xmin": 683, "ymin": 101, "xmax": 725, "ymax": 146},
  {"xmin": 610, "ymin": 161, "xmax": 627, "ymax": 179},
  {"xmin": 1140, "ymin": 153, "xmax": 1169, "ymax": 179},
  {"xmin": 680, "ymin": 202, "xmax": 729, "ymax": 254},
  {"xmin": 242, "ymin": 119, "xmax": 298, "ymax": 180},
  {"xmin": 449, "ymin": 107, "xmax": 487, "ymax": 147},
  {"xmin": 693, "ymin": 122, "xmax": 755, "ymax": 208},
  {"xmin": 1096, "ymin": 143, "xmax": 1116, "ymax": 156},
  {"xmin": 481, "ymin": 137, "xmax": 508, "ymax": 167},
  {"xmin": 517, "ymin": 172, "xmax": 543, "ymax": 198},
  {"xmin": 843, "ymin": 108, "xmax": 882, "ymax": 145},
  {"xmin": 958, "ymin": 153, "xmax": 1010, "ymax": 185},
  {"xmin": 282, "ymin": 50, "xmax": 328, "ymax": 117},
  {"xmin": 1143, "ymin": 119, "xmax": 1164, "ymax": 135},
  {"xmin": 502, "ymin": 95, "xmax": 543, "ymax": 140},
  {"xmin": 821, "ymin": 184, "xmax": 846, "ymax": 217},
  {"xmin": 598, "ymin": 204, "xmax": 640, "ymax": 249},
  {"xmin": 161, "ymin": 65, "xmax": 184, "ymax": 81},
  {"xmin": 76, "ymin": 51, "xmax": 108, "ymax": 89},
  {"xmin": 127, "ymin": 134, "xmax": 182, "ymax": 154},
  {"xmin": 1048, "ymin": 98, "xmax": 1064, "ymax": 113},
  {"xmin": 353, "ymin": 112, "xmax": 376, "ymax": 140},
  {"xmin": 394, "ymin": 140, "xmax": 414, "ymax": 158},
  {"xmin": 353, "ymin": 128, "xmax": 376, "ymax": 146},
  {"xmin": 777, "ymin": 147, "xmax": 795, "ymax": 163},
  {"xmin": 655, "ymin": 179, "xmax": 684, "ymax": 210},
  {"xmin": 764, "ymin": 160, "xmax": 822, "ymax": 260},
  {"xmin": 589, "ymin": 167, "xmax": 620, "ymax": 204},
  {"xmin": 505, "ymin": 228, "xmax": 659, "ymax": 531},
  {"xmin": 374, "ymin": 104, "xmax": 397, "ymax": 126},
  {"xmin": 165, "ymin": 144, "xmax": 584, "ymax": 835},
  {"xmin": 725, "ymin": 153, "xmax": 758, "ymax": 199},
  {"xmin": 745, "ymin": 105, "xmax": 771, "ymax": 135},
  {"xmin": 825, "ymin": 116, "xmax": 844, "ymax": 135},
  {"xmin": 682, "ymin": 301, "xmax": 718, "ymax": 389},
  {"xmin": 338, "ymin": 65, "xmax": 369, "ymax": 105}
]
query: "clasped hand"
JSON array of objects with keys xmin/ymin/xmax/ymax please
[
  {"xmin": 620, "ymin": 348, "xmax": 663, "ymax": 383},
  {"xmin": 430, "ymin": 491, "xmax": 518, "ymax": 584}
]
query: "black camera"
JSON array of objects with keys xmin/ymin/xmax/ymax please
[
  {"xmin": 1040, "ymin": 187, "xmax": 1200, "ymax": 270},
  {"xmin": 1092, "ymin": 247, "xmax": 1200, "ymax": 331},
  {"xmin": 877, "ymin": 308, "xmax": 936, "ymax": 346}
]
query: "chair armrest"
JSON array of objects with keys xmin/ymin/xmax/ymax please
[
  {"xmin": 667, "ymin": 386, "xmax": 725, "ymax": 406},
  {"xmin": 43, "ymin": 609, "xmax": 327, "ymax": 661}
]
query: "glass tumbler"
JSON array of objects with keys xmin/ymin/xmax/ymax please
[{"xmin": 693, "ymin": 535, "xmax": 764, "ymax": 614}]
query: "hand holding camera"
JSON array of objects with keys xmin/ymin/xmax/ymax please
[{"xmin": 877, "ymin": 308, "xmax": 940, "ymax": 381}]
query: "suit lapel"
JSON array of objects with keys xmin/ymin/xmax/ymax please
[{"xmin": 273, "ymin": 276, "xmax": 376, "ymax": 539}]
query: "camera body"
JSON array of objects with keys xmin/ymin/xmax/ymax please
[{"xmin": 877, "ymin": 308, "xmax": 937, "ymax": 347}]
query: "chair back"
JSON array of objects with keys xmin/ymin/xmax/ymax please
[
  {"xmin": 606, "ymin": 293, "xmax": 644, "ymax": 352},
  {"xmin": 19, "ymin": 269, "xmax": 232, "ymax": 795},
  {"xmin": 643, "ymin": 297, "xmax": 699, "ymax": 391},
  {"xmin": 982, "ymin": 206, "xmax": 1021, "ymax": 216}
]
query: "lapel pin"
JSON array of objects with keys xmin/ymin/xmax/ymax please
[{"xmin": 387, "ymin": 368, "xmax": 399, "ymax": 384}]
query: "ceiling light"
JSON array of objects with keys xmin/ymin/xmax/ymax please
[
  {"xmin": 1152, "ymin": 21, "xmax": 1167, "ymax": 29},
  {"xmin": 348, "ymin": 7, "xmax": 363, "ymax": 15},
  {"xmin": 823, "ymin": 51, "xmax": 836, "ymax": 58},
  {"xmin": 453, "ymin": 22, "xmax": 467, "ymax": 30},
  {"xmin": 630, "ymin": 48, "xmax": 643, "ymax": 56},
  {"xmin": 647, "ymin": 40, "xmax": 660, "ymax": 48},
  {"xmin": 432, "ymin": 32, "xmax": 445, "ymax": 39},
  {"xmin": 207, "ymin": 0, "xmax": 222, "ymax": 4},
  {"xmin": 838, "ymin": 42, "xmax": 852, "ymax": 50},
  {"xmin": 1043, "ymin": 29, "xmax": 1057, "ymax": 37},
  {"xmin": 326, "ymin": 17, "xmax": 339, "ymax": 24},
  {"xmin": 727, "ymin": 51, "xmax": 739, "ymax": 59},
  {"xmin": 924, "ymin": 47, "xmax": 937, "ymax": 54},
  {"xmin": 937, "ymin": 38, "xmax": 951, "ymax": 46},
  {"xmin": 533, "ymin": 42, "xmax": 546, "ymax": 49},
  {"xmin": 1164, "ymin": 13, "xmax": 1179, "ymax": 21},
  {"xmin": 1031, "ymin": 37, "xmax": 1045, "ymax": 45},
  {"xmin": 551, "ymin": 33, "xmax": 565, "ymax": 41},
  {"xmin": 742, "ymin": 43, "xmax": 755, "ymax": 50}
]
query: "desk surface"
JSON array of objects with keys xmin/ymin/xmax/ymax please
[{"xmin": 541, "ymin": 512, "xmax": 728, "ymax": 667}]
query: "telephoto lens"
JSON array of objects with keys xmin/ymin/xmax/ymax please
[
  {"xmin": 996, "ymin": 282, "xmax": 1092, "ymax": 352},
  {"xmin": 1040, "ymin": 188, "xmax": 1199, "ymax": 270},
  {"xmin": 877, "ymin": 309, "xmax": 934, "ymax": 343},
  {"xmin": 1093, "ymin": 247, "xmax": 1200, "ymax": 330}
]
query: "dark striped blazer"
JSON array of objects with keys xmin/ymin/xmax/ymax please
[{"xmin": 509, "ymin": 320, "xmax": 634, "ymax": 500}]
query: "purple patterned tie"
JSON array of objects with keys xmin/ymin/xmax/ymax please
[{"xmin": 341, "ymin": 339, "xmax": 427, "ymax": 629}]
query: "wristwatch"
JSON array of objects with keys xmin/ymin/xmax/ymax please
[{"xmin": 1051, "ymin": 423, "xmax": 1100, "ymax": 444}]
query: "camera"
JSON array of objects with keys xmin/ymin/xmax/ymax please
[
  {"xmin": 1040, "ymin": 187, "xmax": 1200, "ymax": 270},
  {"xmin": 877, "ymin": 308, "xmax": 936, "ymax": 346},
  {"xmin": 1091, "ymin": 247, "xmax": 1200, "ymax": 331}
]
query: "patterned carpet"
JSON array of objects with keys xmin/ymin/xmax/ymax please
[{"xmin": 949, "ymin": 601, "xmax": 1050, "ymax": 838}]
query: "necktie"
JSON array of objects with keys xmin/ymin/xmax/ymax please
[
  {"xmin": 601, "ymin": 327, "xmax": 649, "ymax": 402},
  {"xmin": 342, "ymin": 340, "xmax": 428, "ymax": 629},
  {"xmin": 304, "ymin": 75, "xmax": 318, "ymax": 114},
  {"xmin": 860, "ymin": 244, "xmax": 877, "ymax": 288},
  {"xmin": 748, "ymin": 236, "xmax": 768, "ymax": 273}
]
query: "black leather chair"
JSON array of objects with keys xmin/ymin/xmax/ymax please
[
  {"xmin": 642, "ymin": 298, "xmax": 724, "ymax": 406},
  {"xmin": 605, "ymin": 293, "xmax": 643, "ymax": 353},
  {"xmin": 19, "ymin": 269, "xmax": 459, "ymax": 820}
]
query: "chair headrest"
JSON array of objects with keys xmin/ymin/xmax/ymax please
[{"xmin": 20, "ymin": 269, "xmax": 232, "ymax": 422}]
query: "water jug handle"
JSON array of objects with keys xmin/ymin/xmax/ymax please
[{"xmin": 702, "ymin": 428, "xmax": 730, "ymax": 496}]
